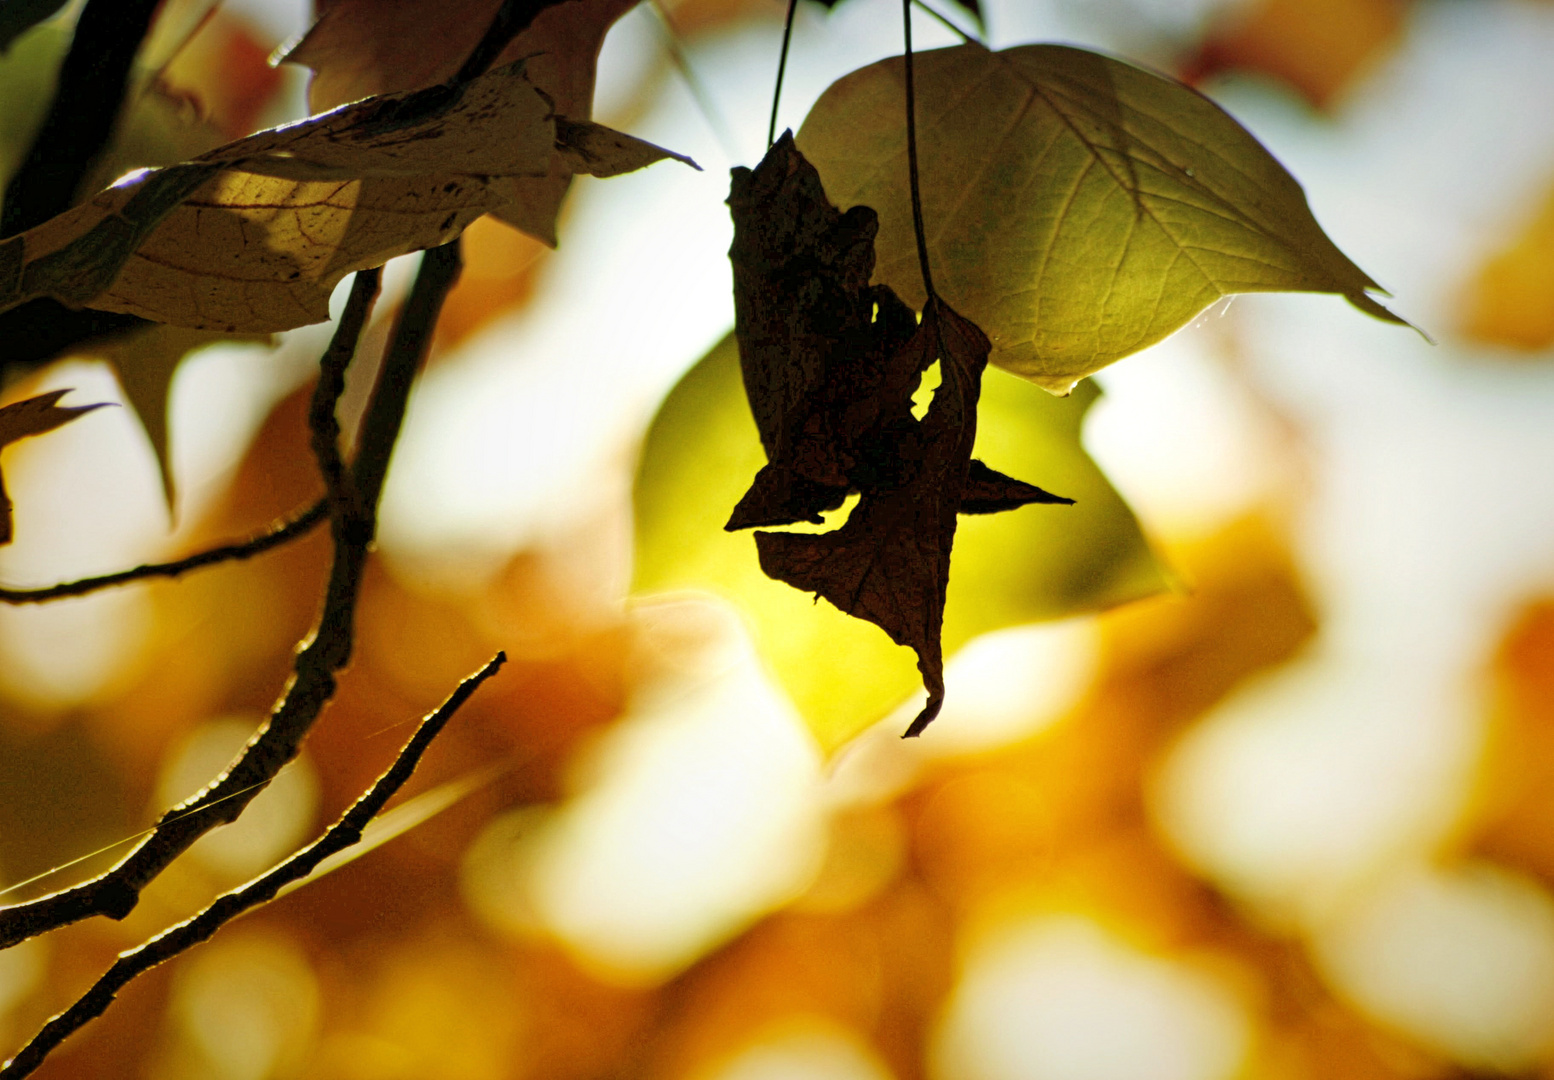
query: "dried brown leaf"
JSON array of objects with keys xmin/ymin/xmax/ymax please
[
  {"xmin": 725, "ymin": 137, "xmax": 1068, "ymax": 736},
  {"xmin": 0, "ymin": 60, "xmax": 691, "ymax": 332},
  {"xmin": 286, "ymin": 0, "xmax": 641, "ymax": 245}
]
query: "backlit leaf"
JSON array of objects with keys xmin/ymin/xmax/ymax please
[
  {"xmin": 795, "ymin": 43, "xmax": 1408, "ymax": 393},
  {"xmin": 285, "ymin": 0, "xmax": 640, "ymax": 245},
  {"xmin": 634, "ymin": 333, "xmax": 1167, "ymax": 751},
  {"xmin": 0, "ymin": 60, "xmax": 692, "ymax": 332}
]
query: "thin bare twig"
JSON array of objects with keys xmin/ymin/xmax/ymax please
[
  {"xmin": 0, "ymin": 248, "xmax": 463, "ymax": 951},
  {"xmin": 0, "ymin": 500, "xmax": 328, "ymax": 605},
  {"xmin": 311, "ymin": 267, "xmax": 382, "ymax": 520},
  {"xmin": 0, "ymin": 652, "xmax": 507, "ymax": 1079}
]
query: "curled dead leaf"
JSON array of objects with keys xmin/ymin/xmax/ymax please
[{"xmin": 726, "ymin": 137, "xmax": 1069, "ymax": 737}]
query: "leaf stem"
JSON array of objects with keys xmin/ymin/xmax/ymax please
[
  {"xmin": 0, "ymin": 652, "xmax": 507, "ymax": 1080},
  {"xmin": 902, "ymin": 0, "xmax": 936, "ymax": 300},
  {"xmin": 767, "ymin": 0, "xmax": 799, "ymax": 149},
  {"xmin": 911, "ymin": 0, "xmax": 978, "ymax": 44}
]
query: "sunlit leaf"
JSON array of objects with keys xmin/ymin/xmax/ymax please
[
  {"xmin": 634, "ymin": 334, "xmax": 1167, "ymax": 750},
  {"xmin": 0, "ymin": 389, "xmax": 109, "ymax": 545},
  {"xmin": 0, "ymin": 59, "xmax": 692, "ymax": 333},
  {"xmin": 285, "ymin": 0, "xmax": 639, "ymax": 245},
  {"xmin": 796, "ymin": 43, "xmax": 1408, "ymax": 393}
]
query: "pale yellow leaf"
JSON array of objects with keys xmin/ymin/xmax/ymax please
[{"xmin": 796, "ymin": 43, "xmax": 1409, "ymax": 393}]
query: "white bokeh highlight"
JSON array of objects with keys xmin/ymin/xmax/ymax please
[{"xmin": 932, "ymin": 916, "xmax": 1251, "ymax": 1080}]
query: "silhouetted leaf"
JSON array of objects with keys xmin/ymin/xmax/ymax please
[
  {"xmin": 0, "ymin": 390, "xmax": 109, "ymax": 544},
  {"xmin": 634, "ymin": 332, "xmax": 1166, "ymax": 751},
  {"xmin": 797, "ymin": 43, "xmax": 1408, "ymax": 393},
  {"xmin": 757, "ymin": 299, "xmax": 1045, "ymax": 736},
  {"xmin": 724, "ymin": 136, "xmax": 1070, "ymax": 735}
]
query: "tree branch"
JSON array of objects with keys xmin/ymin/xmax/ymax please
[
  {"xmin": 0, "ymin": 248, "xmax": 462, "ymax": 950},
  {"xmin": 0, "ymin": 651, "xmax": 507, "ymax": 1080},
  {"xmin": 0, "ymin": 0, "xmax": 161, "ymax": 237},
  {"xmin": 453, "ymin": 0, "xmax": 575, "ymax": 86},
  {"xmin": 0, "ymin": 500, "xmax": 328, "ymax": 605}
]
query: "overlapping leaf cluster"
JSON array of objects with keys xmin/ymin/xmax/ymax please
[
  {"xmin": 726, "ymin": 135, "xmax": 1069, "ymax": 735},
  {"xmin": 636, "ymin": 41, "xmax": 1408, "ymax": 744}
]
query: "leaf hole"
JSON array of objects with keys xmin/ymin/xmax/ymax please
[{"xmin": 911, "ymin": 360, "xmax": 942, "ymax": 421}]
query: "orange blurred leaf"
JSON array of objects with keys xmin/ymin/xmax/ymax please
[
  {"xmin": 1461, "ymin": 182, "xmax": 1554, "ymax": 351},
  {"xmin": 1182, "ymin": 0, "xmax": 1409, "ymax": 110}
]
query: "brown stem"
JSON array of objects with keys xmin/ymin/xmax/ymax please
[
  {"xmin": 767, "ymin": 0, "xmax": 800, "ymax": 150},
  {"xmin": 0, "ymin": 500, "xmax": 328, "ymax": 604},
  {"xmin": 902, "ymin": 0, "xmax": 936, "ymax": 301},
  {"xmin": 0, "ymin": 652, "xmax": 507, "ymax": 1079}
]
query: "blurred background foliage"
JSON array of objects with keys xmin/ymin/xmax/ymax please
[{"xmin": 3, "ymin": 0, "xmax": 1554, "ymax": 1078}]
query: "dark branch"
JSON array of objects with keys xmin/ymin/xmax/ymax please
[
  {"xmin": 0, "ymin": 652, "xmax": 507, "ymax": 1080},
  {"xmin": 311, "ymin": 267, "xmax": 382, "ymax": 521},
  {"xmin": 0, "ymin": 249, "xmax": 462, "ymax": 951},
  {"xmin": 0, "ymin": 500, "xmax": 328, "ymax": 605},
  {"xmin": 453, "ymin": 0, "xmax": 576, "ymax": 86},
  {"xmin": 0, "ymin": 0, "xmax": 164, "ymax": 378},
  {"xmin": 0, "ymin": 0, "xmax": 162, "ymax": 237}
]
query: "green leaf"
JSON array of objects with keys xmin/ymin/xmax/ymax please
[
  {"xmin": 633, "ymin": 333, "xmax": 1167, "ymax": 751},
  {"xmin": 795, "ymin": 43, "xmax": 1409, "ymax": 394}
]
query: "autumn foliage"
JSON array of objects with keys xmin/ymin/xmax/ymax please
[{"xmin": 1, "ymin": 0, "xmax": 1554, "ymax": 1079}]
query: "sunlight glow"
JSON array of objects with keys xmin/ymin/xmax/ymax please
[
  {"xmin": 522, "ymin": 603, "xmax": 825, "ymax": 983},
  {"xmin": 932, "ymin": 916, "xmax": 1252, "ymax": 1080},
  {"xmin": 1313, "ymin": 864, "xmax": 1554, "ymax": 1073}
]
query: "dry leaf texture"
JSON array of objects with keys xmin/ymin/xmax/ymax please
[
  {"xmin": 727, "ymin": 138, "xmax": 1068, "ymax": 737},
  {"xmin": 796, "ymin": 43, "xmax": 1408, "ymax": 392},
  {"xmin": 286, "ymin": 0, "xmax": 641, "ymax": 244},
  {"xmin": 0, "ymin": 59, "xmax": 691, "ymax": 332}
]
